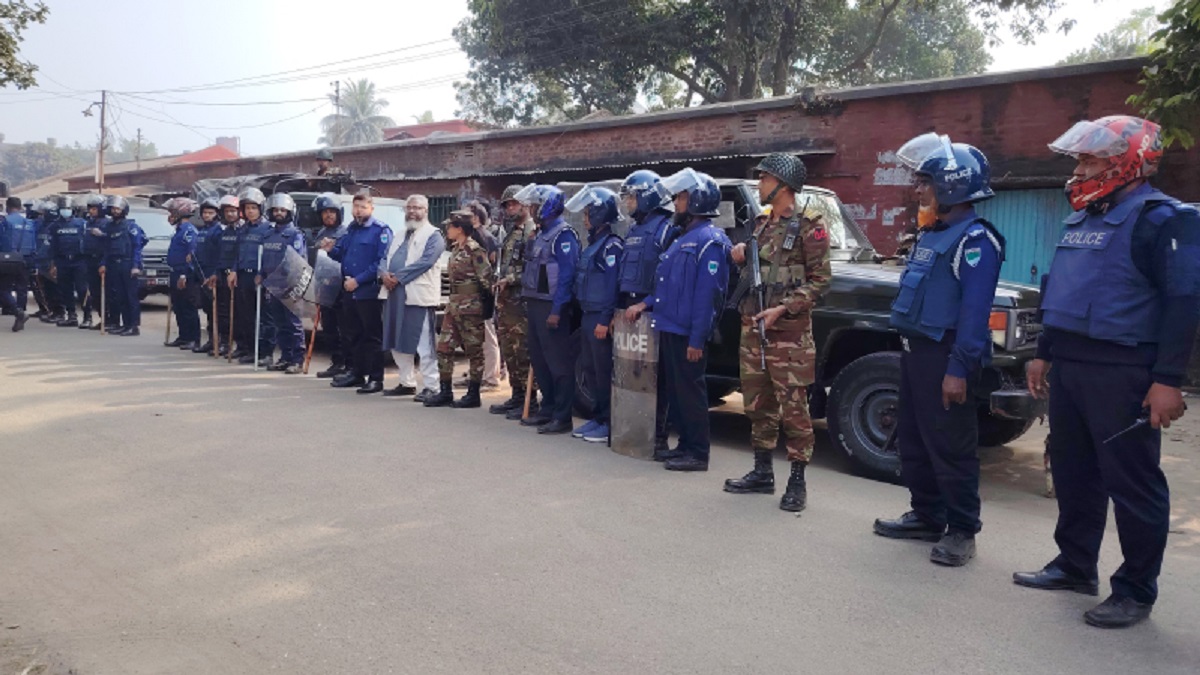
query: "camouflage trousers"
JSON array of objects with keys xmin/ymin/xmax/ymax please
[
  {"xmin": 437, "ymin": 305, "xmax": 485, "ymax": 381},
  {"xmin": 740, "ymin": 321, "xmax": 817, "ymax": 463},
  {"xmin": 496, "ymin": 289, "xmax": 534, "ymax": 393}
]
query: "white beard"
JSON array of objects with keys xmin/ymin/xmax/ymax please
[{"xmin": 406, "ymin": 218, "xmax": 430, "ymax": 232}]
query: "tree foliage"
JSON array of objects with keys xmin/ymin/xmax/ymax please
[
  {"xmin": 1130, "ymin": 0, "xmax": 1200, "ymax": 148},
  {"xmin": 0, "ymin": 1, "xmax": 48, "ymax": 89},
  {"xmin": 1058, "ymin": 6, "xmax": 1162, "ymax": 65},
  {"xmin": 319, "ymin": 79, "xmax": 397, "ymax": 147},
  {"xmin": 0, "ymin": 140, "xmax": 88, "ymax": 187},
  {"xmin": 454, "ymin": 0, "xmax": 1067, "ymax": 127}
]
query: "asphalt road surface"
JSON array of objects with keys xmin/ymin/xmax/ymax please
[{"xmin": 2, "ymin": 302, "xmax": 1198, "ymax": 674}]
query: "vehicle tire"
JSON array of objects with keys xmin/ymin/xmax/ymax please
[
  {"xmin": 976, "ymin": 408, "xmax": 1034, "ymax": 447},
  {"xmin": 826, "ymin": 351, "xmax": 903, "ymax": 482}
]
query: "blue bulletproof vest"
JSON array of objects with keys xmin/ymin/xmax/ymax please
[
  {"xmin": 1041, "ymin": 188, "xmax": 1172, "ymax": 346},
  {"xmin": 192, "ymin": 223, "xmax": 219, "ymax": 275},
  {"xmin": 35, "ymin": 219, "xmax": 55, "ymax": 263},
  {"xmin": 167, "ymin": 221, "xmax": 197, "ymax": 270},
  {"xmin": 106, "ymin": 218, "xmax": 134, "ymax": 258},
  {"xmin": 890, "ymin": 217, "xmax": 993, "ymax": 341},
  {"xmin": 522, "ymin": 219, "xmax": 573, "ymax": 302},
  {"xmin": 237, "ymin": 219, "xmax": 270, "ymax": 271},
  {"xmin": 217, "ymin": 224, "xmax": 241, "ymax": 271},
  {"xmin": 576, "ymin": 230, "xmax": 623, "ymax": 313},
  {"xmin": 83, "ymin": 216, "xmax": 108, "ymax": 257},
  {"xmin": 52, "ymin": 217, "xmax": 87, "ymax": 257},
  {"xmin": 619, "ymin": 211, "xmax": 672, "ymax": 296},
  {"xmin": 6, "ymin": 214, "xmax": 36, "ymax": 257},
  {"xmin": 261, "ymin": 222, "xmax": 301, "ymax": 276}
]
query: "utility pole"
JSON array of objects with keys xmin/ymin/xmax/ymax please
[
  {"xmin": 98, "ymin": 90, "xmax": 107, "ymax": 193},
  {"xmin": 135, "ymin": 128, "xmax": 143, "ymax": 170},
  {"xmin": 331, "ymin": 80, "xmax": 342, "ymax": 145}
]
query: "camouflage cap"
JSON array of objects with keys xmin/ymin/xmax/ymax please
[
  {"xmin": 500, "ymin": 184, "xmax": 525, "ymax": 204},
  {"xmin": 449, "ymin": 209, "xmax": 476, "ymax": 231},
  {"xmin": 753, "ymin": 152, "xmax": 808, "ymax": 192},
  {"xmin": 315, "ymin": 148, "xmax": 334, "ymax": 161}
]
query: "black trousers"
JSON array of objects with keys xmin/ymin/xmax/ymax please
[
  {"xmin": 216, "ymin": 275, "xmax": 234, "ymax": 347},
  {"xmin": 0, "ymin": 272, "xmax": 19, "ymax": 314},
  {"xmin": 897, "ymin": 336, "xmax": 981, "ymax": 535},
  {"xmin": 526, "ymin": 299, "xmax": 576, "ymax": 423},
  {"xmin": 1048, "ymin": 360, "xmax": 1170, "ymax": 605},
  {"xmin": 54, "ymin": 257, "xmax": 88, "ymax": 316},
  {"xmin": 320, "ymin": 293, "xmax": 347, "ymax": 367},
  {"xmin": 342, "ymin": 298, "xmax": 384, "ymax": 382},
  {"xmin": 580, "ymin": 311, "xmax": 613, "ymax": 424},
  {"xmin": 234, "ymin": 271, "xmax": 258, "ymax": 350},
  {"xmin": 169, "ymin": 272, "xmax": 201, "ymax": 343},
  {"xmin": 11, "ymin": 263, "xmax": 30, "ymax": 311},
  {"xmin": 198, "ymin": 282, "xmax": 215, "ymax": 344},
  {"xmin": 85, "ymin": 256, "xmax": 103, "ymax": 316},
  {"xmin": 659, "ymin": 331, "xmax": 710, "ymax": 462}
]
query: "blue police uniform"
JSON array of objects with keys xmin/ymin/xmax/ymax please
[
  {"xmin": 49, "ymin": 214, "xmax": 89, "ymax": 321},
  {"xmin": 521, "ymin": 217, "xmax": 580, "ymax": 425},
  {"xmin": 191, "ymin": 220, "xmax": 221, "ymax": 349},
  {"xmin": 316, "ymin": 222, "xmax": 350, "ymax": 371},
  {"xmin": 102, "ymin": 216, "xmax": 147, "ymax": 330},
  {"xmin": 33, "ymin": 216, "xmax": 64, "ymax": 317},
  {"xmin": 576, "ymin": 225, "xmax": 624, "ymax": 428},
  {"xmin": 213, "ymin": 222, "xmax": 243, "ymax": 353},
  {"xmin": 0, "ymin": 213, "xmax": 29, "ymax": 316},
  {"xmin": 328, "ymin": 215, "xmax": 391, "ymax": 383},
  {"xmin": 231, "ymin": 218, "xmax": 270, "ymax": 358},
  {"xmin": 643, "ymin": 219, "xmax": 731, "ymax": 464},
  {"xmin": 167, "ymin": 219, "xmax": 200, "ymax": 344},
  {"xmin": 83, "ymin": 214, "xmax": 109, "ymax": 323},
  {"xmin": 1036, "ymin": 184, "xmax": 1200, "ymax": 606},
  {"xmin": 1, "ymin": 212, "xmax": 36, "ymax": 313},
  {"xmin": 889, "ymin": 208, "xmax": 1004, "ymax": 536},
  {"xmin": 258, "ymin": 221, "xmax": 307, "ymax": 367}
]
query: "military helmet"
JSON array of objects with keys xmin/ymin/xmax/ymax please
[
  {"xmin": 753, "ymin": 153, "xmax": 807, "ymax": 192},
  {"xmin": 104, "ymin": 194, "xmax": 130, "ymax": 218},
  {"xmin": 500, "ymin": 184, "xmax": 525, "ymax": 205},
  {"xmin": 315, "ymin": 148, "xmax": 334, "ymax": 161},
  {"xmin": 265, "ymin": 193, "xmax": 296, "ymax": 219},
  {"xmin": 237, "ymin": 187, "xmax": 266, "ymax": 207}
]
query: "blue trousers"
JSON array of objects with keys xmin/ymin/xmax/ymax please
[
  {"xmin": 54, "ymin": 256, "xmax": 89, "ymax": 316},
  {"xmin": 1048, "ymin": 360, "xmax": 1170, "ymax": 605},
  {"xmin": 169, "ymin": 271, "xmax": 201, "ymax": 342},
  {"xmin": 106, "ymin": 259, "xmax": 140, "ymax": 328},
  {"xmin": 85, "ymin": 256, "xmax": 103, "ymax": 317},
  {"xmin": 260, "ymin": 295, "xmax": 303, "ymax": 364},
  {"xmin": 580, "ymin": 311, "xmax": 614, "ymax": 424},
  {"xmin": 526, "ymin": 299, "xmax": 576, "ymax": 423},
  {"xmin": 659, "ymin": 331, "xmax": 710, "ymax": 462}
]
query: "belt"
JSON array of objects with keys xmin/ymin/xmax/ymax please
[
  {"xmin": 55, "ymin": 254, "xmax": 82, "ymax": 261},
  {"xmin": 238, "ymin": 268, "xmax": 257, "ymax": 274},
  {"xmin": 451, "ymin": 282, "xmax": 482, "ymax": 295}
]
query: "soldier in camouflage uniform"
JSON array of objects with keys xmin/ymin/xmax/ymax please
[
  {"xmin": 724, "ymin": 153, "xmax": 831, "ymax": 512},
  {"xmin": 425, "ymin": 211, "xmax": 495, "ymax": 409},
  {"xmin": 490, "ymin": 184, "xmax": 540, "ymax": 418}
]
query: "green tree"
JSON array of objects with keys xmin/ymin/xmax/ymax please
[
  {"xmin": 319, "ymin": 79, "xmax": 397, "ymax": 147},
  {"xmin": 0, "ymin": 1, "xmax": 48, "ymax": 89},
  {"xmin": 411, "ymin": 110, "xmax": 435, "ymax": 124},
  {"xmin": 1130, "ymin": 0, "xmax": 1200, "ymax": 148},
  {"xmin": 106, "ymin": 136, "xmax": 160, "ymax": 163},
  {"xmin": 0, "ymin": 140, "xmax": 87, "ymax": 186},
  {"xmin": 453, "ymin": 0, "xmax": 1067, "ymax": 127},
  {"xmin": 1058, "ymin": 6, "xmax": 1162, "ymax": 65}
]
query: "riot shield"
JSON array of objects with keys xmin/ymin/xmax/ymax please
[
  {"xmin": 610, "ymin": 312, "xmax": 658, "ymax": 459},
  {"xmin": 262, "ymin": 247, "xmax": 319, "ymax": 319},
  {"xmin": 312, "ymin": 251, "xmax": 343, "ymax": 307}
]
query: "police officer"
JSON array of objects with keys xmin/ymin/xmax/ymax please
[
  {"xmin": 320, "ymin": 191, "xmax": 391, "ymax": 394},
  {"xmin": 259, "ymin": 193, "xmax": 308, "ymax": 373},
  {"xmin": 80, "ymin": 195, "xmax": 108, "ymax": 330},
  {"xmin": 873, "ymin": 133, "xmax": 1005, "ymax": 567},
  {"xmin": 0, "ymin": 196, "xmax": 31, "ymax": 331},
  {"xmin": 33, "ymin": 200, "xmax": 64, "ymax": 323},
  {"xmin": 489, "ymin": 184, "xmax": 540, "ymax": 419},
  {"xmin": 565, "ymin": 186, "xmax": 623, "ymax": 443},
  {"xmin": 214, "ymin": 195, "xmax": 243, "ymax": 357},
  {"xmin": 724, "ymin": 153, "xmax": 832, "ymax": 511},
  {"xmin": 164, "ymin": 198, "xmax": 201, "ymax": 350},
  {"xmin": 626, "ymin": 169, "xmax": 731, "ymax": 472},
  {"xmin": 617, "ymin": 170, "xmax": 679, "ymax": 458},
  {"xmin": 228, "ymin": 187, "xmax": 271, "ymax": 365},
  {"xmin": 312, "ymin": 193, "xmax": 350, "ymax": 378},
  {"xmin": 192, "ymin": 197, "xmax": 222, "ymax": 353},
  {"xmin": 99, "ymin": 195, "xmax": 148, "ymax": 336},
  {"xmin": 425, "ymin": 211, "xmax": 494, "ymax": 408},
  {"xmin": 517, "ymin": 184, "xmax": 580, "ymax": 435},
  {"xmin": 48, "ymin": 196, "xmax": 89, "ymax": 327},
  {"xmin": 1014, "ymin": 116, "xmax": 1200, "ymax": 629}
]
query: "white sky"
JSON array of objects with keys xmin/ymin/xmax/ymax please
[{"xmin": 0, "ymin": 0, "xmax": 1172, "ymax": 158}]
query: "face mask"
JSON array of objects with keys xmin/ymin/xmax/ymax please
[{"xmin": 59, "ymin": 209, "xmax": 73, "ymax": 218}]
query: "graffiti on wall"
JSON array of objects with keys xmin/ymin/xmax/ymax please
[
  {"xmin": 874, "ymin": 150, "xmax": 913, "ymax": 186},
  {"xmin": 882, "ymin": 206, "xmax": 908, "ymax": 228}
]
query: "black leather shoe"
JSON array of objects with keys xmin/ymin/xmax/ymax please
[
  {"xmin": 1084, "ymin": 595, "xmax": 1153, "ymax": 629},
  {"xmin": 413, "ymin": 388, "xmax": 436, "ymax": 404},
  {"xmin": 508, "ymin": 400, "xmax": 539, "ymax": 420},
  {"xmin": 121, "ymin": 327, "xmax": 140, "ymax": 336},
  {"xmin": 423, "ymin": 381, "xmax": 455, "ymax": 407},
  {"xmin": 331, "ymin": 375, "xmax": 365, "ymax": 389},
  {"xmin": 165, "ymin": 337, "xmax": 187, "ymax": 347},
  {"xmin": 873, "ymin": 511, "xmax": 945, "ymax": 541},
  {"xmin": 724, "ymin": 450, "xmax": 775, "ymax": 494},
  {"xmin": 653, "ymin": 446, "xmax": 686, "ymax": 462},
  {"xmin": 316, "ymin": 364, "xmax": 346, "ymax": 379},
  {"xmin": 12, "ymin": 310, "xmax": 27, "ymax": 332},
  {"xmin": 193, "ymin": 341, "xmax": 213, "ymax": 354},
  {"xmin": 383, "ymin": 384, "xmax": 417, "ymax": 397},
  {"xmin": 930, "ymin": 532, "xmax": 976, "ymax": 567},
  {"xmin": 229, "ymin": 349, "xmax": 248, "ymax": 360},
  {"xmin": 520, "ymin": 413, "xmax": 552, "ymax": 427},
  {"xmin": 356, "ymin": 380, "xmax": 384, "ymax": 395},
  {"xmin": 489, "ymin": 391, "xmax": 525, "ymax": 414},
  {"xmin": 536, "ymin": 418, "xmax": 573, "ymax": 435},
  {"xmin": 267, "ymin": 361, "xmax": 290, "ymax": 372},
  {"xmin": 179, "ymin": 341, "xmax": 200, "ymax": 351},
  {"xmin": 1013, "ymin": 564, "xmax": 1099, "ymax": 596},
  {"xmin": 57, "ymin": 316, "xmax": 79, "ymax": 327},
  {"xmin": 664, "ymin": 456, "xmax": 708, "ymax": 472}
]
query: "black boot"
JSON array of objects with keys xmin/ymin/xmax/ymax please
[
  {"xmin": 12, "ymin": 309, "xmax": 27, "ymax": 332},
  {"xmin": 490, "ymin": 388, "xmax": 525, "ymax": 414},
  {"xmin": 423, "ymin": 380, "xmax": 455, "ymax": 407},
  {"xmin": 316, "ymin": 362, "xmax": 346, "ymax": 379},
  {"xmin": 78, "ymin": 314, "xmax": 93, "ymax": 329},
  {"xmin": 453, "ymin": 380, "xmax": 482, "ymax": 409},
  {"xmin": 779, "ymin": 462, "xmax": 807, "ymax": 512},
  {"xmin": 57, "ymin": 314, "xmax": 78, "ymax": 327},
  {"xmin": 724, "ymin": 449, "xmax": 775, "ymax": 494},
  {"xmin": 507, "ymin": 393, "xmax": 538, "ymax": 420}
]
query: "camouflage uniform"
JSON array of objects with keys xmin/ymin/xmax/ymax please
[
  {"xmin": 496, "ymin": 216, "xmax": 536, "ymax": 389},
  {"xmin": 437, "ymin": 236, "xmax": 495, "ymax": 379},
  {"xmin": 738, "ymin": 207, "xmax": 832, "ymax": 462}
]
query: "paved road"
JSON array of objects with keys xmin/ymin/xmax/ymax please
[{"xmin": 1, "ymin": 303, "xmax": 1198, "ymax": 674}]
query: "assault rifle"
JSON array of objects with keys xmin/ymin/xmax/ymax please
[{"xmin": 747, "ymin": 234, "xmax": 768, "ymax": 370}]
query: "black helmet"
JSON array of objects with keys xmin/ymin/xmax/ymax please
[
  {"xmin": 86, "ymin": 194, "xmax": 105, "ymax": 209},
  {"xmin": 500, "ymin": 184, "xmax": 525, "ymax": 205},
  {"xmin": 265, "ymin": 193, "xmax": 296, "ymax": 222},
  {"xmin": 104, "ymin": 194, "xmax": 129, "ymax": 218},
  {"xmin": 315, "ymin": 148, "xmax": 334, "ymax": 161},
  {"xmin": 237, "ymin": 187, "xmax": 266, "ymax": 207},
  {"xmin": 312, "ymin": 192, "xmax": 343, "ymax": 224},
  {"xmin": 753, "ymin": 153, "xmax": 807, "ymax": 192}
]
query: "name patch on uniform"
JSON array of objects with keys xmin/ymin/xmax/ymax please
[
  {"xmin": 783, "ymin": 234, "xmax": 797, "ymax": 250},
  {"xmin": 964, "ymin": 247, "xmax": 982, "ymax": 267},
  {"xmin": 1058, "ymin": 230, "xmax": 1111, "ymax": 249},
  {"xmin": 911, "ymin": 247, "xmax": 934, "ymax": 263},
  {"xmin": 605, "ymin": 254, "xmax": 616, "ymax": 267},
  {"xmin": 561, "ymin": 242, "xmax": 571, "ymax": 254},
  {"xmin": 707, "ymin": 260, "xmax": 719, "ymax": 275}
]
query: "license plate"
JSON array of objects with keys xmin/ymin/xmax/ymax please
[{"xmin": 150, "ymin": 278, "xmax": 166, "ymax": 286}]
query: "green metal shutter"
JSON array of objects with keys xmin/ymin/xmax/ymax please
[
  {"xmin": 428, "ymin": 196, "xmax": 457, "ymax": 227},
  {"xmin": 975, "ymin": 189, "xmax": 1073, "ymax": 286}
]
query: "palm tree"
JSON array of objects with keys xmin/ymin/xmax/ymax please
[{"xmin": 319, "ymin": 79, "xmax": 397, "ymax": 147}]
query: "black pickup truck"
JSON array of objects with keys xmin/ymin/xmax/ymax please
[{"xmin": 562, "ymin": 179, "xmax": 1043, "ymax": 480}]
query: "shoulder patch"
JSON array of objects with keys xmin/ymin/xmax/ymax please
[
  {"xmin": 605, "ymin": 254, "xmax": 616, "ymax": 268},
  {"xmin": 812, "ymin": 226, "xmax": 827, "ymax": 242},
  {"xmin": 560, "ymin": 241, "xmax": 571, "ymax": 254},
  {"xmin": 380, "ymin": 230, "xmax": 391, "ymax": 244},
  {"xmin": 964, "ymin": 247, "xmax": 982, "ymax": 268},
  {"xmin": 707, "ymin": 260, "xmax": 719, "ymax": 275}
]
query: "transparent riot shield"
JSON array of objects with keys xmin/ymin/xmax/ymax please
[
  {"xmin": 262, "ymin": 247, "xmax": 319, "ymax": 319},
  {"xmin": 610, "ymin": 311, "xmax": 658, "ymax": 459}
]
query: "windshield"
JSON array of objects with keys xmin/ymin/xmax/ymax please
[{"xmin": 131, "ymin": 207, "xmax": 173, "ymax": 239}]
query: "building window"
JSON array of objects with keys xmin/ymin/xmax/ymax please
[{"xmin": 428, "ymin": 196, "xmax": 457, "ymax": 226}]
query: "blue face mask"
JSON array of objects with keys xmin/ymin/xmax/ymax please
[{"xmin": 59, "ymin": 208, "xmax": 73, "ymax": 218}]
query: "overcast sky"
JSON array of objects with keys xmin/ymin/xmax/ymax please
[{"xmin": 0, "ymin": 0, "xmax": 1172, "ymax": 158}]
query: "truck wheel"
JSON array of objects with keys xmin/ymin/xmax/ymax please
[
  {"xmin": 827, "ymin": 352, "xmax": 902, "ymax": 482},
  {"xmin": 977, "ymin": 408, "xmax": 1034, "ymax": 447}
]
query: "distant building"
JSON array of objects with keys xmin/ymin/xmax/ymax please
[{"xmin": 381, "ymin": 120, "xmax": 478, "ymax": 141}]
